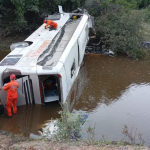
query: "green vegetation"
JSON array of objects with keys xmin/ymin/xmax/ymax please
[
  {"xmin": 52, "ymin": 103, "xmax": 83, "ymax": 141},
  {"xmin": 50, "ymin": 105, "xmax": 145, "ymax": 147},
  {"xmin": 122, "ymin": 125, "xmax": 145, "ymax": 146},
  {"xmin": 95, "ymin": 4, "xmax": 144, "ymax": 59},
  {"xmin": 0, "ymin": 0, "xmax": 85, "ymax": 36},
  {"xmin": 140, "ymin": 5, "xmax": 150, "ymax": 23},
  {"xmin": 85, "ymin": 0, "xmax": 150, "ymax": 59},
  {"xmin": 137, "ymin": 0, "xmax": 150, "ymax": 8}
]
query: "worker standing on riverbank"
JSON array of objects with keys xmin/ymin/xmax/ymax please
[
  {"xmin": 0, "ymin": 74, "xmax": 19, "ymax": 117},
  {"xmin": 44, "ymin": 20, "xmax": 58, "ymax": 31}
]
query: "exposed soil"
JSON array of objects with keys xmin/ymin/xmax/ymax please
[{"xmin": 0, "ymin": 130, "xmax": 149, "ymax": 150}]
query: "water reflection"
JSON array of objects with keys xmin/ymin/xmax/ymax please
[
  {"xmin": 70, "ymin": 55, "xmax": 150, "ymax": 112},
  {"xmin": 0, "ymin": 102, "xmax": 61, "ymax": 135},
  {"xmin": 81, "ymin": 83, "xmax": 150, "ymax": 145},
  {"xmin": 1, "ymin": 53, "xmax": 150, "ymax": 145},
  {"xmin": 68, "ymin": 55, "xmax": 150, "ymax": 145}
]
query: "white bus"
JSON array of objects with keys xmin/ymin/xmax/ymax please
[{"xmin": 0, "ymin": 6, "xmax": 94, "ymax": 107}]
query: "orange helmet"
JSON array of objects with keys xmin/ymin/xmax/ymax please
[
  {"xmin": 10, "ymin": 74, "xmax": 16, "ymax": 80},
  {"xmin": 43, "ymin": 20, "xmax": 47, "ymax": 23}
]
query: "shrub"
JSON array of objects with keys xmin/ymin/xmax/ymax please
[
  {"xmin": 90, "ymin": 3, "xmax": 144, "ymax": 59},
  {"xmin": 84, "ymin": 0, "xmax": 137, "ymax": 16},
  {"xmin": 114, "ymin": 0, "xmax": 137, "ymax": 10},
  {"xmin": 53, "ymin": 103, "xmax": 83, "ymax": 141},
  {"xmin": 0, "ymin": 0, "xmax": 86, "ymax": 37},
  {"xmin": 137, "ymin": 0, "xmax": 150, "ymax": 8},
  {"xmin": 141, "ymin": 5, "xmax": 150, "ymax": 23},
  {"xmin": 122, "ymin": 125, "xmax": 145, "ymax": 146}
]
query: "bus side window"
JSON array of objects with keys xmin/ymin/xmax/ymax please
[{"xmin": 71, "ymin": 59, "xmax": 76, "ymax": 78}]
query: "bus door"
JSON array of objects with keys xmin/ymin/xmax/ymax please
[{"xmin": 0, "ymin": 76, "xmax": 35, "ymax": 108}]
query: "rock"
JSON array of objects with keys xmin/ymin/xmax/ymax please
[
  {"xmin": 41, "ymin": 120, "xmax": 58, "ymax": 139},
  {"xmin": 29, "ymin": 133, "xmax": 43, "ymax": 140},
  {"xmin": 0, "ymin": 130, "xmax": 12, "ymax": 135},
  {"xmin": 79, "ymin": 114, "xmax": 88, "ymax": 125},
  {"xmin": 102, "ymin": 49, "xmax": 115, "ymax": 56},
  {"xmin": 119, "ymin": 145, "xmax": 125, "ymax": 149},
  {"xmin": 141, "ymin": 41, "xmax": 150, "ymax": 48}
]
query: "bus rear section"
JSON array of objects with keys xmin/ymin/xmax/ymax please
[
  {"xmin": 0, "ymin": 69, "xmax": 62, "ymax": 106},
  {"xmin": 0, "ymin": 69, "xmax": 37, "ymax": 107},
  {"xmin": 38, "ymin": 75, "xmax": 61, "ymax": 104}
]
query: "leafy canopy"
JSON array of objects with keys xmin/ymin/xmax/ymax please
[{"xmin": 0, "ymin": 0, "xmax": 85, "ymax": 36}]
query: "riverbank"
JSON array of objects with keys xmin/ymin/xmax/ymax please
[{"xmin": 0, "ymin": 131, "xmax": 149, "ymax": 150}]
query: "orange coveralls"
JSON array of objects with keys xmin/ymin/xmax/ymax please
[
  {"xmin": 45, "ymin": 20, "xmax": 58, "ymax": 29},
  {"xmin": 3, "ymin": 80, "xmax": 19, "ymax": 116}
]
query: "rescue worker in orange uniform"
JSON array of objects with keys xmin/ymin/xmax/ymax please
[
  {"xmin": 0, "ymin": 74, "xmax": 19, "ymax": 116},
  {"xmin": 43, "ymin": 20, "xmax": 58, "ymax": 31}
]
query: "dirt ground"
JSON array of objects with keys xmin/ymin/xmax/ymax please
[{"xmin": 0, "ymin": 130, "xmax": 149, "ymax": 150}]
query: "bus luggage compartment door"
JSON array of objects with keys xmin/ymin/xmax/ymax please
[
  {"xmin": 17, "ymin": 76, "xmax": 35, "ymax": 106},
  {"xmin": 0, "ymin": 76, "xmax": 35, "ymax": 108}
]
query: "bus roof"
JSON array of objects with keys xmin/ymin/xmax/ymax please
[{"xmin": 0, "ymin": 13, "xmax": 88, "ymax": 74}]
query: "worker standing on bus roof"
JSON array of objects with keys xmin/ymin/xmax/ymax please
[
  {"xmin": 43, "ymin": 20, "xmax": 58, "ymax": 31},
  {"xmin": 0, "ymin": 74, "xmax": 19, "ymax": 117}
]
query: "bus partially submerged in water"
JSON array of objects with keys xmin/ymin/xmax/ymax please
[{"xmin": 0, "ymin": 6, "xmax": 94, "ymax": 107}]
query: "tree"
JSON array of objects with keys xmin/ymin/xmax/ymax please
[
  {"xmin": 0, "ymin": 0, "xmax": 39, "ymax": 36},
  {"xmin": 85, "ymin": 1, "xmax": 145, "ymax": 59},
  {"xmin": 137, "ymin": 0, "xmax": 150, "ymax": 8},
  {"xmin": 0, "ymin": 0, "xmax": 85, "ymax": 37},
  {"xmin": 85, "ymin": 0, "xmax": 137, "ymax": 15},
  {"xmin": 114, "ymin": 0, "xmax": 137, "ymax": 9}
]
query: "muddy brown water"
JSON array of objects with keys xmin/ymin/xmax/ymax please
[{"xmin": 0, "ymin": 52, "xmax": 150, "ymax": 145}]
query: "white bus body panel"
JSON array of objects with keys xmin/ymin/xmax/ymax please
[
  {"xmin": 0, "ymin": 76, "xmax": 33, "ymax": 108},
  {"xmin": 63, "ymin": 42, "xmax": 78, "ymax": 93},
  {"xmin": 0, "ymin": 12, "xmax": 93, "ymax": 106},
  {"xmin": 29, "ymin": 75, "xmax": 41, "ymax": 104},
  {"xmin": 60, "ymin": 66, "xmax": 67, "ymax": 104}
]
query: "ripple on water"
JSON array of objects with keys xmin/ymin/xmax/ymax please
[
  {"xmin": 73, "ymin": 55, "xmax": 150, "ymax": 145},
  {"xmin": 1, "ymin": 55, "xmax": 150, "ymax": 145}
]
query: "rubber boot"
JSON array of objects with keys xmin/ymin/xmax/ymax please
[{"xmin": 49, "ymin": 25, "xmax": 53, "ymax": 31}]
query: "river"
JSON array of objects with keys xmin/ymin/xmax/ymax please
[{"xmin": 0, "ymin": 52, "xmax": 150, "ymax": 146}]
